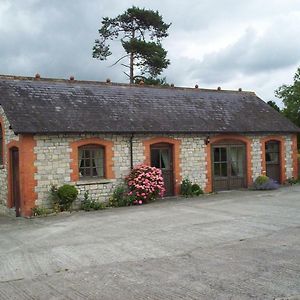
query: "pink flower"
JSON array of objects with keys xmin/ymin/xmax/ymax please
[{"xmin": 138, "ymin": 200, "xmax": 143, "ymax": 205}]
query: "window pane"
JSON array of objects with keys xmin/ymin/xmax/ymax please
[
  {"xmin": 221, "ymin": 163, "xmax": 227, "ymax": 177},
  {"xmin": 151, "ymin": 149, "xmax": 160, "ymax": 168},
  {"xmin": 161, "ymin": 149, "xmax": 170, "ymax": 169},
  {"xmin": 221, "ymin": 148, "xmax": 227, "ymax": 162},
  {"xmin": 214, "ymin": 148, "xmax": 220, "ymax": 162},
  {"xmin": 78, "ymin": 146, "xmax": 104, "ymax": 178},
  {"xmin": 214, "ymin": 163, "xmax": 220, "ymax": 176}
]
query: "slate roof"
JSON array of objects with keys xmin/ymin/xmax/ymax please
[{"xmin": 0, "ymin": 75, "xmax": 299, "ymax": 134}]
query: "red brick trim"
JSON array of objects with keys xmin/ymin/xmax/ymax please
[
  {"xmin": 292, "ymin": 134, "xmax": 298, "ymax": 178},
  {"xmin": 0, "ymin": 116, "xmax": 5, "ymax": 165},
  {"xmin": 143, "ymin": 137, "xmax": 182, "ymax": 195},
  {"xmin": 261, "ymin": 136, "xmax": 286, "ymax": 183},
  {"xmin": 7, "ymin": 135, "xmax": 37, "ymax": 216},
  {"xmin": 70, "ymin": 137, "xmax": 115, "ymax": 182},
  {"xmin": 205, "ymin": 135, "xmax": 252, "ymax": 193}
]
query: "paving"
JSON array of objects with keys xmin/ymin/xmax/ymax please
[{"xmin": 0, "ymin": 185, "xmax": 300, "ymax": 300}]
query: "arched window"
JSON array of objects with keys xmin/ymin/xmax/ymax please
[
  {"xmin": 0, "ymin": 124, "xmax": 3, "ymax": 165},
  {"xmin": 78, "ymin": 144, "xmax": 105, "ymax": 178}
]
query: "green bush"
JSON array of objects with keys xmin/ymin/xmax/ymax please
[
  {"xmin": 108, "ymin": 185, "xmax": 132, "ymax": 207},
  {"xmin": 81, "ymin": 191, "xmax": 106, "ymax": 211},
  {"xmin": 254, "ymin": 175, "xmax": 269, "ymax": 185},
  {"xmin": 180, "ymin": 178, "xmax": 193, "ymax": 197},
  {"xmin": 56, "ymin": 184, "xmax": 78, "ymax": 211},
  {"xmin": 191, "ymin": 184, "xmax": 203, "ymax": 196},
  {"xmin": 32, "ymin": 206, "xmax": 51, "ymax": 216}
]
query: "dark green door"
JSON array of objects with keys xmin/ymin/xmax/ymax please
[
  {"xmin": 150, "ymin": 143, "xmax": 174, "ymax": 196},
  {"xmin": 212, "ymin": 144, "xmax": 246, "ymax": 191}
]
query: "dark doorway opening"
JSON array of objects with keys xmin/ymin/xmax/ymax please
[
  {"xmin": 150, "ymin": 143, "xmax": 174, "ymax": 196},
  {"xmin": 10, "ymin": 147, "xmax": 21, "ymax": 217}
]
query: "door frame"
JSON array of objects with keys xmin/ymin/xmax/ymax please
[
  {"xmin": 143, "ymin": 137, "xmax": 181, "ymax": 195},
  {"xmin": 150, "ymin": 142, "xmax": 174, "ymax": 196},
  {"xmin": 211, "ymin": 141, "xmax": 247, "ymax": 191}
]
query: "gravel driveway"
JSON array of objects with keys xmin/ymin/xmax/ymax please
[{"xmin": 0, "ymin": 186, "xmax": 300, "ymax": 299}]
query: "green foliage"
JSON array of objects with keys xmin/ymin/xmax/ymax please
[
  {"xmin": 81, "ymin": 191, "xmax": 106, "ymax": 211},
  {"xmin": 180, "ymin": 178, "xmax": 193, "ymax": 197},
  {"xmin": 32, "ymin": 206, "xmax": 51, "ymax": 216},
  {"xmin": 108, "ymin": 185, "xmax": 132, "ymax": 207},
  {"xmin": 54, "ymin": 184, "xmax": 78, "ymax": 211},
  {"xmin": 275, "ymin": 66, "xmax": 300, "ymax": 147},
  {"xmin": 134, "ymin": 76, "xmax": 169, "ymax": 86},
  {"xmin": 254, "ymin": 175, "xmax": 269, "ymax": 185},
  {"xmin": 285, "ymin": 177, "xmax": 299, "ymax": 185},
  {"xmin": 93, "ymin": 6, "xmax": 171, "ymax": 83},
  {"xmin": 191, "ymin": 184, "xmax": 204, "ymax": 196},
  {"xmin": 252, "ymin": 175, "xmax": 279, "ymax": 190},
  {"xmin": 267, "ymin": 100, "xmax": 280, "ymax": 112},
  {"xmin": 181, "ymin": 178, "xmax": 204, "ymax": 197}
]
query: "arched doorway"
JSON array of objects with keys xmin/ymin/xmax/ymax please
[
  {"xmin": 265, "ymin": 140, "xmax": 280, "ymax": 183},
  {"xmin": 212, "ymin": 140, "xmax": 246, "ymax": 191},
  {"xmin": 150, "ymin": 143, "xmax": 174, "ymax": 196},
  {"xmin": 10, "ymin": 147, "xmax": 21, "ymax": 217}
]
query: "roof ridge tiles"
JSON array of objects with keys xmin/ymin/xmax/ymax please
[{"xmin": 0, "ymin": 74, "xmax": 255, "ymax": 94}]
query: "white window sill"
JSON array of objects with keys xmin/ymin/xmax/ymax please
[{"xmin": 75, "ymin": 178, "xmax": 114, "ymax": 186}]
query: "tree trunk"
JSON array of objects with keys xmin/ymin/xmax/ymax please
[
  {"xmin": 130, "ymin": 28, "xmax": 135, "ymax": 84},
  {"xmin": 130, "ymin": 52, "xmax": 134, "ymax": 84}
]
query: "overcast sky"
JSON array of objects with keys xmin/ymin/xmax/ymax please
[{"xmin": 1, "ymin": 0, "xmax": 300, "ymax": 106}]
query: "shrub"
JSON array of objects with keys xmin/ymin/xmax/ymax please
[
  {"xmin": 81, "ymin": 191, "xmax": 107, "ymax": 211},
  {"xmin": 191, "ymin": 183, "xmax": 204, "ymax": 196},
  {"xmin": 285, "ymin": 177, "xmax": 299, "ymax": 185},
  {"xmin": 56, "ymin": 184, "xmax": 78, "ymax": 211},
  {"xmin": 32, "ymin": 206, "xmax": 51, "ymax": 216},
  {"xmin": 253, "ymin": 175, "xmax": 279, "ymax": 190},
  {"xmin": 126, "ymin": 164, "xmax": 165, "ymax": 204},
  {"xmin": 108, "ymin": 185, "xmax": 132, "ymax": 207},
  {"xmin": 180, "ymin": 178, "xmax": 193, "ymax": 197}
]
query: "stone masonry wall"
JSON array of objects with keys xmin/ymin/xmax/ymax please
[
  {"xmin": 250, "ymin": 136, "xmax": 263, "ymax": 180},
  {"xmin": 34, "ymin": 134, "xmax": 132, "ymax": 207},
  {"xmin": 33, "ymin": 133, "xmax": 296, "ymax": 208},
  {"xmin": 0, "ymin": 106, "xmax": 19, "ymax": 211}
]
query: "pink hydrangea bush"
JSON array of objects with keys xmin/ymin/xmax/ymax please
[{"xmin": 125, "ymin": 164, "xmax": 165, "ymax": 205}]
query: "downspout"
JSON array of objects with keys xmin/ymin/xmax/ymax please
[{"xmin": 130, "ymin": 133, "xmax": 134, "ymax": 170}]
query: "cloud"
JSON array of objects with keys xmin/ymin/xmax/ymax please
[
  {"xmin": 0, "ymin": 0, "xmax": 300, "ymax": 105},
  {"xmin": 189, "ymin": 13, "xmax": 300, "ymax": 84}
]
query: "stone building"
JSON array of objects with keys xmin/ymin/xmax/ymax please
[{"xmin": 0, "ymin": 75, "xmax": 299, "ymax": 217}]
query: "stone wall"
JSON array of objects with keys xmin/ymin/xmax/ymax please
[
  {"xmin": 250, "ymin": 136, "xmax": 263, "ymax": 180},
  {"xmin": 284, "ymin": 135, "xmax": 294, "ymax": 179},
  {"xmin": 34, "ymin": 134, "xmax": 132, "ymax": 207},
  {"xmin": 0, "ymin": 106, "xmax": 19, "ymax": 211},
  {"xmin": 30, "ymin": 133, "xmax": 300, "ymax": 208}
]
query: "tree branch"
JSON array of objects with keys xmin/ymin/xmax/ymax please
[{"xmin": 109, "ymin": 54, "xmax": 130, "ymax": 67}]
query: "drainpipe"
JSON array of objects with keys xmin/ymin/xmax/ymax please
[{"xmin": 130, "ymin": 133, "xmax": 134, "ymax": 170}]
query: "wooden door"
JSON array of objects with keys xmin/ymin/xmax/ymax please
[
  {"xmin": 10, "ymin": 147, "xmax": 21, "ymax": 217},
  {"xmin": 265, "ymin": 141, "xmax": 280, "ymax": 183},
  {"xmin": 150, "ymin": 143, "xmax": 174, "ymax": 196},
  {"xmin": 212, "ymin": 144, "xmax": 246, "ymax": 191}
]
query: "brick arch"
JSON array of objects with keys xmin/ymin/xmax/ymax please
[
  {"xmin": 205, "ymin": 134, "xmax": 252, "ymax": 193},
  {"xmin": 143, "ymin": 137, "xmax": 182, "ymax": 195},
  {"xmin": 70, "ymin": 137, "xmax": 115, "ymax": 181},
  {"xmin": 261, "ymin": 136, "xmax": 286, "ymax": 183}
]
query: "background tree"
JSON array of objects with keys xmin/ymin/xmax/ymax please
[
  {"xmin": 267, "ymin": 100, "xmax": 280, "ymax": 112},
  {"xmin": 275, "ymin": 66, "xmax": 300, "ymax": 148},
  {"xmin": 93, "ymin": 6, "xmax": 171, "ymax": 84}
]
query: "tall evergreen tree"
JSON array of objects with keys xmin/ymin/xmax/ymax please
[{"xmin": 93, "ymin": 6, "xmax": 171, "ymax": 83}]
